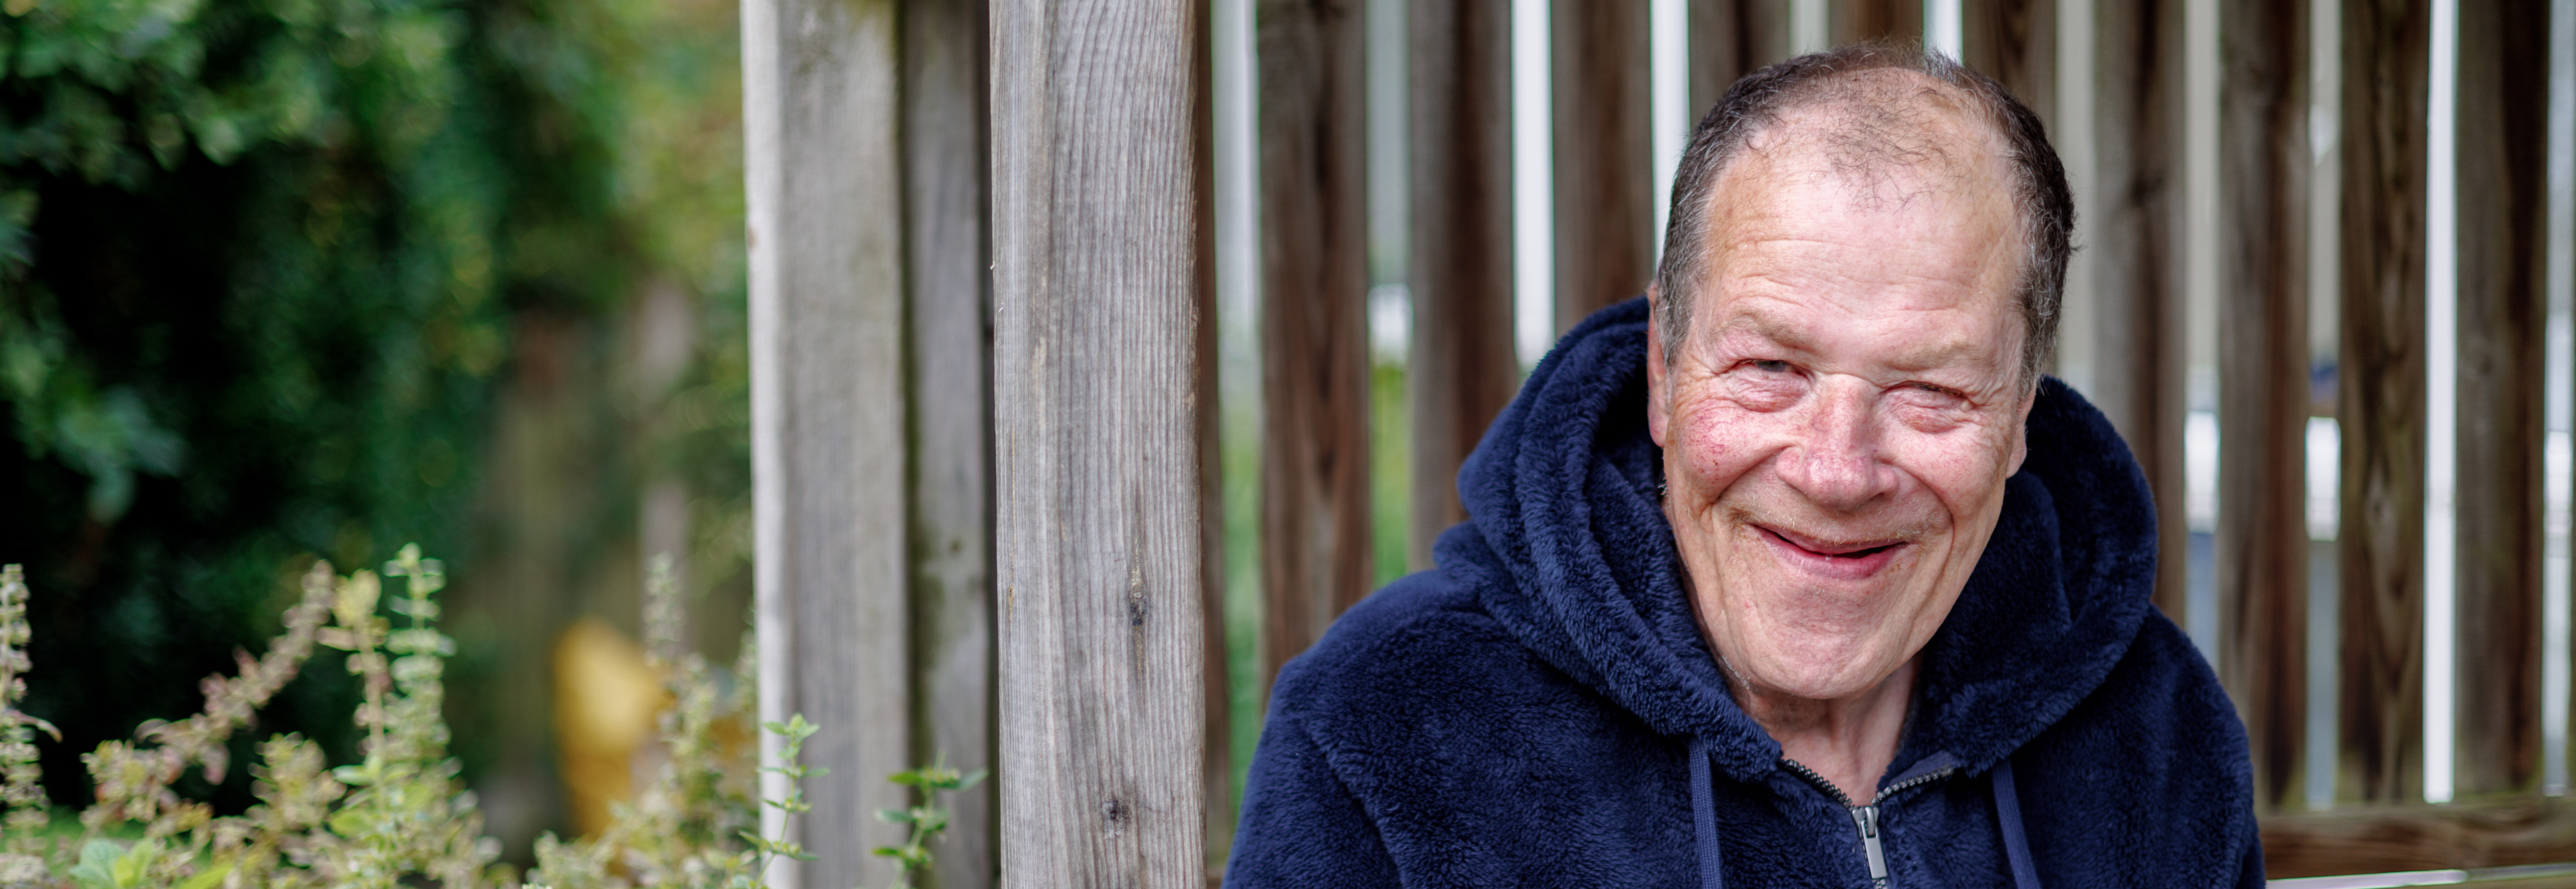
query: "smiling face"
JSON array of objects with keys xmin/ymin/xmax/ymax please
[{"xmin": 1646, "ymin": 101, "xmax": 2037, "ymax": 705}]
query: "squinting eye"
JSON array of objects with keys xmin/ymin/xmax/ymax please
[{"xmin": 1751, "ymin": 360, "xmax": 1791, "ymax": 373}]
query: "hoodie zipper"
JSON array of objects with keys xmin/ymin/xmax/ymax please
[{"xmin": 1780, "ymin": 759, "xmax": 1958, "ymax": 889}]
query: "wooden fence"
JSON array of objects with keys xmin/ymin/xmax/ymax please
[{"xmin": 739, "ymin": 0, "xmax": 2574, "ymax": 884}]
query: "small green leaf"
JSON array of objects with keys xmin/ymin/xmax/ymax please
[
  {"xmin": 69, "ymin": 840, "xmax": 120, "ymax": 889},
  {"xmin": 177, "ymin": 858, "xmax": 235, "ymax": 889}
]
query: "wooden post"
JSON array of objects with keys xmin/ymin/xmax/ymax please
[
  {"xmin": 1552, "ymin": 0, "xmax": 1655, "ymax": 332},
  {"xmin": 1257, "ymin": 0, "xmax": 1376, "ymax": 687},
  {"xmin": 2216, "ymin": 0, "xmax": 2308, "ymax": 814},
  {"xmin": 904, "ymin": 0, "xmax": 997, "ymax": 881},
  {"xmin": 1963, "ymin": 0, "xmax": 2055, "ymax": 120},
  {"xmin": 1407, "ymin": 0, "xmax": 1518, "ymax": 569},
  {"xmin": 2336, "ymin": 0, "xmax": 2428, "ymax": 806},
  {"xmin": 1691, "ymin": 0, "xmax": 1791, "ymax": 112},
  {"xmin": 991, "ymin": 0, "xmax": 1212, "ymax": 886},
  {"xmin": 744, "ymin": 0, "xmax": 910, "ymax": 882},
  {"xmin": 2088, "ymin": 0, "xmax": 2190, "ymax": 625},
  {"xmin": 1833, "ymin": 0, "xmax": 1923, "ymax": 47},
  {"xmin": 2451, "ymin": 0, "xmax": 2549, "ymax": 801}
]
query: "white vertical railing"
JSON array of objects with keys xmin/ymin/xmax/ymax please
[
  {"xmin": 2541, "ymin": 0, "xmax": 2576, "ymax": 800},
  {"xmin": 2422, "ymin": 0, "xmax": 2460, "ymax": 807},
  {"xmin": 1511, "ymin": 0, "xmax": 1553, "ymax": 368}
]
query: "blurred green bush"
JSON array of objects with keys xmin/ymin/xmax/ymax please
[{"xmin": 0, "ymin": 0, "xmax": 747, "ymax": 845}]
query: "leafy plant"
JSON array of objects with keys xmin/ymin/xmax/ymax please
[
  {"xmin": 873, "ymin": 757, "xmax": 985, "ymax": 889},
  {"xmin": 0, "ymin": 548, "xmax": 817, "ymax": 888}
]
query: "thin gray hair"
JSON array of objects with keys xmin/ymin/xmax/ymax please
[{"xmin": 1651, "ymin": 42, "xmax": 2074, "ymax": 389}]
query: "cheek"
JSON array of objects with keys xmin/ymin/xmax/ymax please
[{"xmin": 1668, "ymin": 399, "xmax": 1779, "ymax": 489}]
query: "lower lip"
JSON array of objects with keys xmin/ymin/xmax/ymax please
[{"xmin": 1757, "ymin": 527, "xmax": 1903, "ymax": 580}]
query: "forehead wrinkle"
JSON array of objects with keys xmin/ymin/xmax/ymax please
[{"xmin": 1708, "ymin": 291, "xmax": 2010, "ymax": 381}]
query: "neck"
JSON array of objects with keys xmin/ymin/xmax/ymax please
[{"xmin": 1730, "ymin": 657, "xmax": 1917, "ymax": 805}]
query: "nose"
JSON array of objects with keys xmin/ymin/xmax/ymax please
[{"xmin": 1777, "ymin": 380, "xmax": 1893, "ymax": 511}]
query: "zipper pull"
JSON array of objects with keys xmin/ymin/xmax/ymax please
[{"xmin": 1850, "ymin": 804, "xmax": 1890, "ymax": 883}]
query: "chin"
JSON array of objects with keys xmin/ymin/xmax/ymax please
[{"xmin": 1740, "ymin": 650, "xmax": 1898, "ymax": 701}]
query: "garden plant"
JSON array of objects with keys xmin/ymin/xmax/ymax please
[{"xmin": 0, "ymin": 549, "xmax": 977, "ymax": 889}]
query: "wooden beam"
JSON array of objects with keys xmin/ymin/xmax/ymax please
[
  {"xmin": 1833, "ymin": 0, "xmax": 1923, "ymax": 48},
  {"xmin": 2216, "ymin": 0, "xmax": 2308, "ymax": 814},
  {"xmin": 1963, "ymin": 0, "xmax": 2055, "ymax": 124},
  {"xmin": 743, "ymin": 0, "xmax": 910, "ymax": 881},
  {"xmin": 2087, "ymin": 0, "xmax": 2189, "ymax": 625},
  {"xmin": 903, "ymin": 0, "xmax": 995, "ymax": 881},
  {"xmin": 1552, "ymin": 0, "xmax": 1655, "ymax": 333},
  {"xmin": 2451, "ymin": 0, "xmax": 2550, "ymax": 802},
  {"xmin": 1257, "ymin": 0, "xmax": 1374, "ymax": 690},
  {"xmin": 2336, "ymin": 0, "xmax": 2428, "ymax": 806},
  {"xmin": 1690, "ymin": 0, "xmax": 1792, "ymax": 113},
  {"xmin": 1407, "ymin": 0, "xmax": 1518, "ymax": 569},
  {"xmin": 991, "ymin": 0, "xmax": 1212, "ymax": 884},
  {"xmin": 2263, "ymin": 800, "xmax": 2576, "ymax": 876}
]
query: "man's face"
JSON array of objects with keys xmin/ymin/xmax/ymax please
[{"xmin": 1646, "ymin": 113, "xmax": 2035, "ymax": 704}]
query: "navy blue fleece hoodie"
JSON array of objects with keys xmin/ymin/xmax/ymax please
[{"xmin": 1224, "ymin": 298, "xmax": 2261, "ymax": 888}]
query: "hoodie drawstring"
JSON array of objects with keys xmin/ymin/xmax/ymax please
[
  {"xmin": 1689, "ymin": 735, "xmax": 1724, "ymax": 889},
  {"xmin": 1992, "ymin": 755, "xmax": 2042, "ymax": 889}
]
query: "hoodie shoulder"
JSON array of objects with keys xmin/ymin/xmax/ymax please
[
  {"xmin": 2012, "ymin": 608, "xmax": 2260, "ymax": 883},
  {"xmin": 1268, "ymin": 550, "xmax": 1552, "ymax": 725}
]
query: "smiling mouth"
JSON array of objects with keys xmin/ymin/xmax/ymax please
[{"xmin": 1755, "ymin": 525, "xmax": 1907, "ymax": 578}]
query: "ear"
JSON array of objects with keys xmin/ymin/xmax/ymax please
[{"xmin": 1646, "ymin": 286, "xmax": 1671, "ymax": 448}]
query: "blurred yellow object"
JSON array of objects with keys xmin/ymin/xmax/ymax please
[{"xmin": 554, "ymin": 617, "xmax": 669, "ymax": 837}]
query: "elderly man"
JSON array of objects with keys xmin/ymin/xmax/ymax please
[{"xmin": 1224, "ymin": 44, "xmax": 2259, "ymax": 887}]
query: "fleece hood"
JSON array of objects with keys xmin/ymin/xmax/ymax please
[{"xmin": 1452, "ymin": 296, "xmax": 2161, "ymax": 783}]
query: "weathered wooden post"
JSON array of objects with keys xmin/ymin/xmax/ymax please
[
  {"xmin": 2449, "ymin": 0, "xmax": 2549, "ymax": 803},
  {"xmin": 1407, "ymin": 0, "xmax": 1518, "ymax": 570},
  {"xmin": 2084, "ymin": 0, "xmax": 2190, "ymax": 623},
  {"xmin": 1552, "ymin": 0, "xmax": 1655, "ymax": 331},
  {"xmin": 2335, "ymin": 0, "xmax": 2429, "ymax": 807},
  {"xmin": 743, "ymin": 0, "xmax": 911, "ymax": 884},
  {"xmin": 991, "ymin": 0, "xmax": 1214, "ymax": 886},
  {"xmin": 1258, "ymin": 0, "xmax": 1376, "ymax": 685},
  {"xmin": 2215, "ymin": 0, "xmax": 2310, "ymax": 814},
  {"xmin": 745, "ymin": 0, "xmax": 997, "ymax": 884}
]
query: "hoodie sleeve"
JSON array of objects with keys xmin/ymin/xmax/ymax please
[{"xmin": 1223, "ymin": 707, "xmax": 1400, "ymax": 888}]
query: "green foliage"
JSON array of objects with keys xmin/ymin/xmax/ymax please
[
  {"xmin": 0, "ymin": 547, "xmax": 813, "ymax": 888},
  {"xmin": 872, "ymin": 758, "xmax": 984, "ymax": 889}
]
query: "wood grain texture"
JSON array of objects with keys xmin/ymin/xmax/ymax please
[
  {"xmin": 743, "ymin": 0, "xmax": 911, "ymax": 883},
  {"xmin": 2086, "ymin": 0, "xmax": 2189, "ymax": 625},
  {"xmin": 1832, "ymin": 0, "xmax": 1922, "ymax": 48},
  {"xmin": 2451, "ymin": 0, "xmax": 2549, "ymax": 802},
  {"xmin": 1690, "ymin": 0, "xmax": 1790, "ymax": 115},
  {"xmin": 2336, "ymin": 0, "xmax": 2427, "ymax": 806},
  {"xmin": 1406, "ymin": 0, "xmax": 1518, "ymax": 569},
  {"xmin": 2263, "ymin": 800, "xmax": 2576, "ymax": 877},
  {"xmin": 1962, "ymin": 0, "xmax": 2054, "ymax": 127},
  {"xmin": 903, "ymin": 0, "xmax": 996, "ymax": 882},
  {"xmin": 991, "ymin": 0, "xmax": 1211, "ymax": 884},
  {"xmin": 1551, "ymin": 0, "xmax": 1655, "ymax": 333},
  {"xmin": 1257, "ymin": 0, "xmax": 1375, "ymax": 689},
  {"xmin": 2215, "ymin": 0, "xmax": 2307, "ymax": 814}
]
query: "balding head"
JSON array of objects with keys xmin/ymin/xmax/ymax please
[{"xmin": 1652, "ymin": 44, "xmax": 2073, "ymax": 389}]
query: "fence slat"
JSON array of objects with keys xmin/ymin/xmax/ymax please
[
  {"xmin": 1963, "ymin": 0, "xmax": 2054, "ymax": 120},
  {"xmin": 2086, "ymin": 0, "xmax": 2189, "ymax": 623},
  {"xmin": 1690, "ymin": 0, "xmax": 1791, "ymax": 112},
  {"xmin": 2216, "ymin": 0, "xmax": 2309, "ymax": 814},
  {"xmin": 2336, "ymin": 0, "xmax": 2429, "ymax": 806},
  {"xmin": 992, "ymin": 0, "xmax": 1211, "ymax": 884},
  {"xmin": 743, "ymin": 0, "xmax": 911, "ymax": 880},
  {"xmin": 2452, "ymin": 0, "xmax": 2550, "ymax": 801},
  {"xmin": 1552, "ymin": 0, "xmax": 1655, "ymax": 332},
  {"xmin": 1257, "ymin": 0, "xmax": 1374, "ymax": 687},
  {"xmin": 1832, "ymin": 0, "xmax": 1923, "ymax": 47},
  {"xmin": 1407, "ymin": 0, "xmax": 1518, "ymax": 570},
  {"xmin": 903, "ymin": 0, "xmax": 996, "ymax": 881}
]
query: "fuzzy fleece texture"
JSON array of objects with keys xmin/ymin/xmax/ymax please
[{"xmin": 1224, "ymin": 298, "xmax": 2261, "ymax": 888}]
